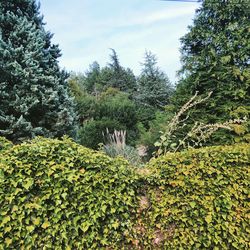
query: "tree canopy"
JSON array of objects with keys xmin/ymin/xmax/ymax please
[
  {"xmin": 0, "ymin": 0, "xmax": 76, "ymax": 142},
  {"xmin": 136, "ymin": 51, "xmax": 173, "ymax": 109},
  {"xmin": 173, "ymin": 0, "xmax": 250, "ymax": 143}
]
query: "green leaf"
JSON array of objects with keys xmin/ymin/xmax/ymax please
[
  {"xmin": 32, "ymin": 217, "xmax": 40, "ymax": 225},
  {"xmin": 220, "ymin": 55, "xmax": 231, "ymax": 64},
  {"xmin": 27, "ymin": 225, "xmax": 35, "ymax": 232},
  {"xmin": 110, "ymin": 208, "xmax": 116, "ymax": 213},
  {"xmin": 41, "ymin": 221, "xmax": 50, "ymax": 229},
  {"xmin": 4, "ymin": 226, "xmax": 12, "ymax": 233},
  {"xmin": 23, "ymin": 178, "xmax": 33, "ymax": 190},
  {"xmin": 5, "ymin": 237, "xmax": 12, "ymax": 246},
  {"xmin": 190, "ymin": 201, "xmax": 196, "ymax": 208},
  {"xmin": 101, "ymin": 205, "xmax": 107, "ymax": 213},
  {"xmin": 111, "ymin": 221, "xmax": 119, "ymax": 229},
  {"xmin": 205, "ymin": 214, "xmax": 212, "ymax": 224},
  {"xmin": 61, "ymin": 192, "xmax": 67, "ymax": 199},
  {"xmin": 81, "ymin": 223, "xmax": 90, "ymax": 232},
  {"xmin": 1, "ymin": 215, "xmax": 11, "ymax": 225}
]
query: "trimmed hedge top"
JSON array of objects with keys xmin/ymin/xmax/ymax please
[
  {"xmin": 134, "ymin": 143, "xmax": 250, "ymax": 249},
  {"xmin": 0, "ymin": 137, "xmax": 138, "ymax": 249},
  {"xmin": 0, "ymin": 137, "xmax": 13, "ymax": 153},
  {"xmin": 0, "ymin": 138, "xmax": 249, "ymax": 249}
]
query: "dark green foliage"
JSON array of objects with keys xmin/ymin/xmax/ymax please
[
  {"xmin": 101, "ymin": 49, "xmax": 137, "ymax": 93},
  {"xmin": 73, "ymin": 50, "xmax": 137, "ymax": 95},
  {"xmin": 78, "ymin": 118, "xmax": 125, "ymax": 149},
  {"xmin": 68, "ymin": 51, "xmax": 173, "ymax": 151},
  {"xmin": 174, "ymin": 0, "xmax": 250, "ymax": 144},
  {"xmin": 97, "ymin": 88, "xmax": 138, "ymax": 131},
  {"xmin": 134, "ymin": 143, "xmax": 250, "ymax": 249},
  {"xmin": 70, "ymin": 86, "xmax": 139, "ymax": 149},
  {"xmin": 83, "ymin": 62, "xmax": 102, "ymax": 94},
  {"xmin": 136, "ymin": 51, "xmax": 173, "ymax": 109},
  {"xmin": 68, "ymin": 72, "xmax": 87, "ymax": 100},
  {"xmin": 0, "ymin": 0, "xmax": 76, "ymax": 143},
  {"xmin": 135, "ymin": 105, "xmax": 157, "ymax": 129},
  {"xmin": 76, "ymin": 93, "xmax": 98, "ymax": 124},
  {"xmin": 137, "ymin": 109, "xmax": 173, "ymax": 157},
  {"xmin": 0, "ymin": 137, "xmax": 139, "ymax": 249},
  {"xmin": 69, "ymin": 62, "xmax": 104, "ymax": 96}
]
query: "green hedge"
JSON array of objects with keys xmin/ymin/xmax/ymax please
[
  {"xmin": 1, "ymin": 139, "xmax": 249, "ymax": 249},
  {"xmin": 0, "ymin": 137, "xmax": 138, "ymax": 249},
  {"xmin": 134, "ymin": 143, "xmax": 250, "ymax": 249},
  {"xmin": 0, "ymin": 137, "xmax": 13, "ymax": 153}
]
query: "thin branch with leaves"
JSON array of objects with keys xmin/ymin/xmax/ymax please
[{"xmin": 154, "ymin": 91, "xmax": 247, "ymax": 155}]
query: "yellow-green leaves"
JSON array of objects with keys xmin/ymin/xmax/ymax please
[
  {"xmin": 81, "ymin": 222, "xmax": 91, "ymax": 233},
  {"xmin": 41, "ymin": 221, "xmax": 50, "ymax": 229},
  {"xmin": 27, "ymin": 225, "xmax": 35, "ymax": 232},
  {"xmin": 22, "ymin": 178, "xmax": 34, "ymax": 190},
  {"xmin": 205, "ymin": 214, "xmax": 213, "ymax": 224},
  {"xmin": 5, "ymin": 237, "xmax": 12, "ymax": 246},
  {"xmin": 32, "ymin": 217, "xmax": 40, "ymax": 226},
  {"xmin": 0, "ymin": 137, "xmax": 13, "ymax": 153},
  {"xmin": 0, "ymin": 137, "xmax": 139, "ymax": 249},
  {"xmin": 1, "ymin": 216, "xmax": 10, "ymax": 226},
  {"xmin": 190, "ymin": 201, "xmax": 196, "ymax": 208},
  {"xmin": 139, "ymin": 143, "xmax": 250, "ymax": 249},
  {"xmin": 1, "ymin": 137, "xmax": 248, "ymax": 249}
]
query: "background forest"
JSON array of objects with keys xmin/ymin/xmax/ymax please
[{"xmin": 1, "ymin": 0, "xmax": 249, "ymax": 162}]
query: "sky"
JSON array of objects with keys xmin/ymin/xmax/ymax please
[{"xmin": 39, "ymin": 0, "xmax": 201, "ymax": 83}]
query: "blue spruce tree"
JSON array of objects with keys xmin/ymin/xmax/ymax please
[{"xmin": 0, "ymin": 0, "xmax": 76, "ymax": 142}]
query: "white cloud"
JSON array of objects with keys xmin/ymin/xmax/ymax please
[
  {"xmin": 40, "ymin": 0, "xmax": 200, "ymax": 82},
  {"xmin": 112, "ymin": 6, "xmax": 197, "ymax": 27},
  {"xmin": 43, "ymin": 3, "xmax": 197, "ymax": 42}
]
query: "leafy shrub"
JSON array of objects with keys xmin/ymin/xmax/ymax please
[
  {"xmin": 103, "ymin": 143, "xmax": 142, "ymax": 167},
  {"xmin": 133, "ymin": 143, "xmax": 250, "ymax": 249},
  {"xmin": 78, "ymin": 118, "xmax": 125, "ymax": 149},
  {"xmin": 0, "ymin": 137, "xmax": 13, "ymax": 152},
  {"xmin": 101, "ymin": 129, "xmax": 142, "ymax": 167},
  {"xmin": 137, "ymin": 110, "xmax": 172, "ymax": 158},
  {"xmin": 135, "ymin": 105, "xmax": 157, "ymax": 129},
  {"xmin": 74, "ymin": 88, "xmax": 140, "ymax": 148},
  {"xmin": 93, "ymin": 88, "xmax": 140, "ymax": 145},
  {"xmin": 0, "ymin": 137, "xmax": 139, "ymax": 249},
  {"xmin": 98, "ymin": 89, "xmax": 138, "ymax": 129},
  {"xmin": 1, "ymin": 137, "xmax": 248, "ymax": 249},
  {"xmin": 76, "ymin": 93, "xmax": 98, "ymax": 123}
]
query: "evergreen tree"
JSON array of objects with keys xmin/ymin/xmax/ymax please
[
  {"xmin": 173, "ymin": 0, "xmax": 250, "ymax": 143},
  {"xmin": 0, "ymin": 0, "xmax": 76, "ymax": 142},
  {"xmin": 82, "ymin": 61, "xmax": 101, "ymax": 95},
  {"xmin": 136, "ymin": 51, "xmax": 173, "ymax": 109},
  {"xmin": 108, "ymin": 48, "xmax": 120, "ymax": 72},
  {"xmin": 76, "ymin": 50, "xmax": 137, "ymax": 95},
  {"xmin": 101, "ymin": 49, "xmax": 137, "ymax": 93}
]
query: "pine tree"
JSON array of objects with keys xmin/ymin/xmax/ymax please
[
  {"xmin": 102, "ymin": 49, "xmax": 137, "ymax": 93},
  {"xmin": 83, "ymin": 61, "xmax": 101, "ymax": 95},
  {"xmin": 136, "ymin": 51, "xmax": 173, "ymax": 109},
  {"xmin": 76, "ymin": 50, "xmax": 137, "ymax": 95},
  {"xmin": 173, "ymin": 0, "xmax": 250, "ymax": 143},
  {"xmin": 0, "ymin": 0, "xmax": 76, "ymax": 142}
]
